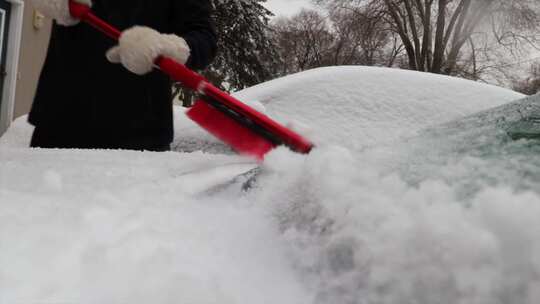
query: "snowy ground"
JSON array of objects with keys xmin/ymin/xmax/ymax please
[{"xmin": 2, "ymin": 67, "xmax": 540, "ymax": 304}]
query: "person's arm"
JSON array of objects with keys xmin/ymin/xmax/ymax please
[
  {"xmin": 170, "ymin": 0, "xmax": 218, "ymax": 70},
  {"xmin": 106, "ymin": 0, "xmax": 217, "ymax": 75},
  {"xmin": 30, "ymin": 0, "xmax": 92, "ymax": 26}
]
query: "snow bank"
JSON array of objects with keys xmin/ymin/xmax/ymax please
[
  {"xmin": 1, "ymin": 68, "xmax": 538, "ymax": 304},
  {"xmin": 235, "ymin": 66, "xmax": 523, "ymax": 150},
  {"xmin": 0, "ymin": 115, "xmax": 34, "ymax": 148}
]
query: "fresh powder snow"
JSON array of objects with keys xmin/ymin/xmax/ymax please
[{"xmin": 1, "ymin": 66, "xmax": 539, "ymax": 304}]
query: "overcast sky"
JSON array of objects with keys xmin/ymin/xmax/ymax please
[{"xmin": 263, "ymin": 0, "xmax": 315, "ymax": 18}]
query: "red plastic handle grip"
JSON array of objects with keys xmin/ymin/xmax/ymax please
[{"xmin": 69, "ymin": 2, "xmax": 120, "ymax": 40}]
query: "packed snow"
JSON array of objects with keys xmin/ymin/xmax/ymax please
[{"xmin": 2, "ymin": 66, "xmax": 540, "ymax": 304}]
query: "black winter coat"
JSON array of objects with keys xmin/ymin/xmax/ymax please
[{"xmin": 29, "ymin": 0, "xmax": 217, "ymax": 150}]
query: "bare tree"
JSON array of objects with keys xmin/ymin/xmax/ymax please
[
  {"xmin": 271, "ymin": 10, "xmax": 334, "ymax": 74},
  {"xmin": 316, "ymin": 0, "xmax": 540, "ymax": 78},
  {"xmin": 513, "ymin": 62, "xmax": 540, "ymax": 95},
  {"xmin": 271, "ymin": 7, "xmax": 400, "ymax": 74},
  {"xmin": 328, "ymin": 6, "xmax": 400, "ymax": 66}
]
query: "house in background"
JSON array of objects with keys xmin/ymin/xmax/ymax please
[{"xmin": 0, "ymin": 0, "xmax": 51, "ymax": 136}]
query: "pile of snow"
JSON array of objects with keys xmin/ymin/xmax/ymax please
[
  {"xmin": 235, "ymin": 66, "xmax": 523, "ymax": 150},
  {"xmin": 0, "ymin": 115, "xmax": 34, "ymax": 148},
  {"xmin": 2, "ymin": 66, "xmax": 539, "ymax": 304}
]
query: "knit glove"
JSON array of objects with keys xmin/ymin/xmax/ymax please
[
  {"xmin": 106, "ymin": 26, "xmax": 191, "ymax": 75},
  {"xmin": 30, "ymin": 0, "xmax": 92, "ymax": 26}
]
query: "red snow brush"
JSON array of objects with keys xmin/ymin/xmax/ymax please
[{"xmin": 69, "ymin": 1, "xmax": 313, "ymax": 161}]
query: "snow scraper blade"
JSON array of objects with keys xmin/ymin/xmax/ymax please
[{"xmin": 69, "ymin": 1, "xmax": 314, "ymax": 161}]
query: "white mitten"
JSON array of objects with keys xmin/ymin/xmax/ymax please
[
  {"xmin": 31, "ymin": 0, "xmax": 92, "ymax": 26},
  {"xmin": 106, "ymin": 26, "xmax": 191, "ymax": 75}
]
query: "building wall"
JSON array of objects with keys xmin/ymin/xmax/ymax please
[{"xmin": 14, "ymin": 3, "xmax": 51, "ymax": 118}]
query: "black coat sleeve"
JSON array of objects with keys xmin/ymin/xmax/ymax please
[{"xmin": 171, "ymin": 0, "xmax": 217, "ymax": 70}]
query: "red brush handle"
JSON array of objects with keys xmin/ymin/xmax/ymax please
[
  {"xmin": 69, "ymin": 2, "xmax": 120, "ymax": 39},
  {"xmin": 69, "ymin": 1, "xmax": 313, "ymax": 154}
]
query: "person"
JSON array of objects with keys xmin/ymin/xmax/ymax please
[{"xmin": 29, "ymin": 0, "xmax": 217, "ymax": 151}]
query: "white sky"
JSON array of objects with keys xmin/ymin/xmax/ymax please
[{"xmin": 263, "ymin": 0, "xmax": 315, "ymax": 18}]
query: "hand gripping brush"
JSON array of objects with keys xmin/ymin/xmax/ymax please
[{"xmin": 69, "ymin": 1, "xmax": 314, "ymax": 161}]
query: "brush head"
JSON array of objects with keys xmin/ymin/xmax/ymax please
[{"xmin": 186, "ymin": 99, "xmax": 276, "ymax": 161}]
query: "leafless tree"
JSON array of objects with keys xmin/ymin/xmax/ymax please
[
  {"xmin": 271, "ymin": 10, "xmax": 334, "ymax": 74},
  {"xmin": 316, "ymin": 0, "xmax": 540, "ymax": 79},
  {"xmin": 329, "ymin": 6, "xmax": 402, "ymax": 66},
  {"xmin": 513, "ymin": 62, "xmax": 540, "ymax": 95},
  {"xmin": 271, "ymin": 8, "xmax": 401, "ymax": 74}
]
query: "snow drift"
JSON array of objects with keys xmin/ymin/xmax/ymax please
[
  {"xmin": 1, "ymin": 66, "xmax": 539, "ymax": 304},
  {"xmin": 234, "ymin": 66, "xmax": 523, "ymax": 150}
]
